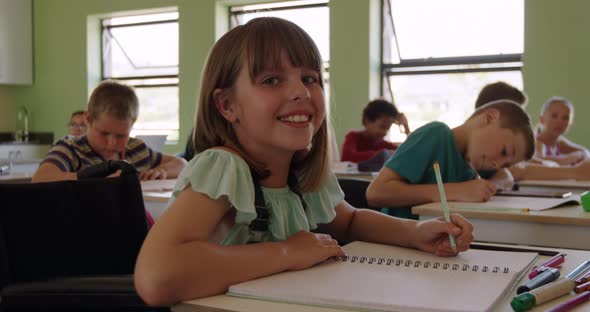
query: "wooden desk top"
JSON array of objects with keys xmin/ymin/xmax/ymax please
[
  {"xmin": 143, "ymin": 191, "xmax": 173, "ymax": 203},
  {"xmin": 141, "ymin": 179, "xmax": 175, "ymax": 203},
  {"xmin": 173, "ymin": 244, "xmax": 590, "ymax": 312},
  {"xmin": 334, "ymin": 171, "xmax": 376, "ymax": 181},
  {"xmin": 412, "ymin": 203, "xmax": 590, "ymax": 226}
]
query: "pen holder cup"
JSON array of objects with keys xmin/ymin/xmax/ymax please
[{"xmin": 581, "ymin": 191, "xmax": 590, "ymax": 212}]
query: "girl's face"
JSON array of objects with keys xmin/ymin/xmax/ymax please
[
  {"xmin": 540, "ymin": 101, "xmax": 571, "ymax": 137},
  {"xmin": 219, "ymin": 52, "xmax": 325, "ymax": 158}
]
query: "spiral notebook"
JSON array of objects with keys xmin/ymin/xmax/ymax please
[{"xmin": 227, "ymin": 242, "xmax": 538, "ymax": 312}]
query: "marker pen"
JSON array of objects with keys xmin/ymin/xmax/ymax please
[
  {"xmin": 547, "ymin": 290, "xmax": 590, "ymax": 312},
  {"xmin": 517, "ymin": 267, "xmax": 560, "ymax": 294},
  {"xmin": 574, "ymin": 281, "xmax": 590, "ymax": 293},
  {"xmin": 529, "ymin": 253, "xmax": 566, "ymax": 279},
  {"xmin": 511, "ymin": 278, "xmax": 577, "ymax": 312},
  {"xmin": 576, "ymin": 271, "xmax": 590, "ymax": 284},
  {"xmin": 511, "ymin": 260, "xmax": 590, "ymax": 312}
]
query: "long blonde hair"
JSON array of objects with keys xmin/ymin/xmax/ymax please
[{"xmin": 193, "ymin": 17, "xmax": 329, "ymax": 192}]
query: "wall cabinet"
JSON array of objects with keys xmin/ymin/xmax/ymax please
[{"xmin": 0, "ymin": 0, "xmax": 32, "ymax": 85}]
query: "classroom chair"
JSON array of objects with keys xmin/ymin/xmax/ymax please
[
  {"xmin": 0, "ymin": 162, "xmax": 168, "ymax": 311},
  {"xmin": 337, "ymin": 177, "xmax": 382, "ymax": 212}
]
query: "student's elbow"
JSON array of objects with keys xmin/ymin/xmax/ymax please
[
  {"xmin": 134, "ymin": 262, "xmax": 180, "ymax": 307},
  {"xmin": 366, "ymin": 183, "xmax": 387, "ymax": 207},
  {"xmin": 171, "ymin": 156, "xmax": 187, "ymax": 170}
]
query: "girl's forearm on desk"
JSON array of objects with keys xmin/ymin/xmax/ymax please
[
  {"xmin": 135, "ymin": 240, "xmax": 291, "ymax": 306},
  {"xmin": 346, "ymin": 208, "xmax": 417, "ymax": 248}
]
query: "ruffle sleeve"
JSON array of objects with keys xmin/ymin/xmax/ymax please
[
  {"xmin": 301, "ymin": 170, "xmax": 345, "ymax": 229},
  {"xmin": 171, "ymin": 149, "xmax": 257, "ymax": 224}
]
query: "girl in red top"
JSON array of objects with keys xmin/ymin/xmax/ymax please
[{"xmin": 341, "ymin": 99, "xmax": 409, "ymax": 163}]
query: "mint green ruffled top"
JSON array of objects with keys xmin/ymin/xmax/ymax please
[{"xmin": 169, "ymin": 149, "xmax": 345, "ymax": 245}]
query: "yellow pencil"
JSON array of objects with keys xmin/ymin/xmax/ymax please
[{"xmin": 433, "ymin": 162, "xmax": 457, "ymax": 253}]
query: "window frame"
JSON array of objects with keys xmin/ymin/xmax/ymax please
[
  {"xmin": 100, "ymin": 15, "xmax": 180, "ymax": 142},
  {"xmin": 381, "ymin": 0, "xmax": 524, "ymax": 101}
]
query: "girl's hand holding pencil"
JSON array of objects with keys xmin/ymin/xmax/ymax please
[
  {"xmin": 413, "ymin": 214, "xmax": 474, "ymax": 257},
  {"xmin": 414, "ymin": 162, "xmax": 474, "ymax": 257}
]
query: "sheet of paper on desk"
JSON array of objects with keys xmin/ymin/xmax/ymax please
[
  {"xmin": 519, "ymin": 179, "xmax": 590, "ymax": 188},
  {"xmin": 140, "ymin": 179, "xmax": 176, "ymax": 192},
  {"xmin": 416, "ymin": 195, "xmax": 580, "ymax": 212}
]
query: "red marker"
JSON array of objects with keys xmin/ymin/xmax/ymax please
[
  {"xmin": 577, "ymin": 271, "xmax": 590, "ymax": 284},
  {"xmin": 574, "ymin": 281, "xmax": 590, "ymax": 293},
  {"xmin": 529, "ymin": 253, "xmax": 566, "ymax": 279}
]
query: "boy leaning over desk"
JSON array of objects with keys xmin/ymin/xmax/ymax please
[
  {"xmin": 366, "ymin": 100, "xmax": 535, "ymax": 219},
  {"xmin": 32, "ymin": 80, "xmax": 186, "ymax": 183}
]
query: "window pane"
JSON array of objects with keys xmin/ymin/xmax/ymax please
[
  {"xmin": 388, "ymin": 0, "xmax": 523, "ymax": 60},
  {"xmin": 130, "ymin": 86, "xmax": 179, "ymax": 141},
  {"xmin": 103, "ymin": 22, "xmax": 178, "ymax": 78},
  {"xmin": 385, "ymin": 71, "xmax": 522, "ymax": 142},
  {"xmin": 230, "ymin": 3, "xmax": 329, "ymax": 62},
  {"xmin": 102, "ymin": 12, "xmax": 179, "ymax": 142},
  {"xmin": 104, "ymin": 12, "xmax": 178, "ymax": 26}
]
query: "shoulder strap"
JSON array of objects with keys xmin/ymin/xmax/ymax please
[
  {"xmin": 248, "ymin": 170, "xmax": 306, "ymax": 234},
  {"xmin": 249, "ymin": 173, "xmax": 270, "ymax": 232}
]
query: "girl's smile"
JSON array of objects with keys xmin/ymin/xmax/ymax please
[{"xmin": 277, "ymin": 112, "xmax": 313, "ymax": 128}]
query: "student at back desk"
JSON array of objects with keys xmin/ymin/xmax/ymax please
[
  {"xmin": 473, "ymin": 81, "xmax": 528, "ymax": 188},
  {"xmin": 366, "ymin": 100, "xmax": 535, "ymax": 219},
  {"xmin": 32, "ymin": 80, "xmax": 187, "ymax": 183},
  {"xmin": 508, "ymin": 97, "xmax": 590, "ymax": 182},
  {"xmin": 532, "ymin": 96, "xmax": 589, "ymax": 165},
  {"xmin": 340, "ymin": 99, "xmax": 409, "ymax": 166}
]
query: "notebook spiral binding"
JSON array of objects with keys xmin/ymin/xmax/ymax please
[{"xmin": 331, "ymin": 255, "xmax": 510, "ymax": 274}]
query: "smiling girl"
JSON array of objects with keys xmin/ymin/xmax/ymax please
[{"xmin": 134, "ymin": 17, "xmax": 474, "ymax": 306}]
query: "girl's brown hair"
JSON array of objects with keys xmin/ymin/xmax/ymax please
[{"xmin": 193, "ymin": 17, "xmax": 329, "ymax": 192}]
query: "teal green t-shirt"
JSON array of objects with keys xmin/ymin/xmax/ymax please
[{"xmin": 383, "ymin": 122, "xmax": 476, "ymax": 218}]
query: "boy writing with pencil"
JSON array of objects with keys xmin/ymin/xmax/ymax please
[
  {"xmin": 366, "ymin": 100, "xmax": 535, "ymax": 219},
  {"xmin": 32, "ymin": 80, "xmax": 186, "ymax": 183}
]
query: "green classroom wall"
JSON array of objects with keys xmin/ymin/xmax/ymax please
[
  {"xmin": 523, "ymin": 0, "xmax": 590, "ymax": 146},
  {"xmin": 0, "ymin": 0, "xmax": 589, "ymax": 154}
]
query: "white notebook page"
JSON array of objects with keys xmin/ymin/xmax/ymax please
[{"xmin": 228, "ymin": 242, "xmax": 537, "ymax": 312}]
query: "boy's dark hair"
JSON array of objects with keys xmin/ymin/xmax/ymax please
[
  {"xmin": 475, "ymin": 81, "xmax": 527, "ymax": 109},
  {"xmin": 362, "ymin": 99, "xmax": 399, "ymax": 123},
  {"xmin": 469, "ymin": 100, "xmax": 535, "ymax": 160},
  {"xmin": 71, "ymin": 110, "xmax": 85, "ymax": 119},
  {"xmin": 87, "ymin": 80, "xmax": 139, "ymax": 122}
]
